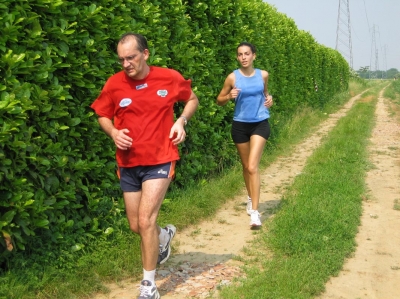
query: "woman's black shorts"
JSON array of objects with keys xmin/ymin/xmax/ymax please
[{"xmin": 231, "ymin": 119, "xmax": 270, "ymax": 144}]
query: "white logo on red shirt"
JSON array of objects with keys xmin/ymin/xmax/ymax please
[
  {"xmin": 119, "ymin": 98, "xmax": 132, "ymax": 107},
  {"xmin": 157, "ymin": 90, "xmax": 168, "ymax": 97},
  {"xmin": 136, "ymin": 83, "xmax": 148, "ymax": 90}
]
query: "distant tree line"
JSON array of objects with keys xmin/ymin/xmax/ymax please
[{"xmin": 357, "ymin": 66, "xmax": 399, "ymax": 79}]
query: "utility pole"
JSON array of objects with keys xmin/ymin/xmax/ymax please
[
  {"xmin": 370, "ymin": 25, "xmax": 378, "ymax": 79},
  {"xmin": 383, "ymin": 44, "xmax": 387, "ymax": 79},
  {"xmin": 336, "ymin": 0, "xmax": 353, "ymax": 69}
]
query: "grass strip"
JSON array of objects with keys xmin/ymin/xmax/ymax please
[{"xmin": 219, "ymin": 91, "xmax": 378, "ymax": 298}]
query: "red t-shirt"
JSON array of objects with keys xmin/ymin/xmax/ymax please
[{"xmin": 91, "ymin": 66, "xmax": 192, "ymax": 167}]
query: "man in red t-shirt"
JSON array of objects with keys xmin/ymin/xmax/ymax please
[{"xmin": 91, "ymin": 33, "xmax": 198, "ymax": 299}]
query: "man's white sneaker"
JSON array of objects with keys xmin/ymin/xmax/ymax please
[
  {"xmin": 250, "ymin": 210, "xmax": 262, "ymax": 227},
  {"xmin": 138, "ymin": 280, "xmax": 160, "ymax": 299},
  {"xmin": 246, "ymin": 198, "xmax": 252, "ymax": 216},
  {"xmin": 157, "ymin": 224, "xmax": 176, "ymax": 264}
]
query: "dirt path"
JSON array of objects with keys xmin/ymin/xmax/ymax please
[
  {"xmin": 94, "ymin": 87, "xmax": 400, "ymax": 299},
  {"xmin": 317, "ymin": 88, "xmax": 400, "ymax": 299}
]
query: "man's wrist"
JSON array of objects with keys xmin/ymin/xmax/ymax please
[{"xmin": 179, "ymin": 115, "xmax": 188, "ymax": 126}]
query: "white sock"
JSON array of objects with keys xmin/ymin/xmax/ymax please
[
  {"xmin": 159, "ymin": 227, "xmax": 169, "ymax": 246},
  {"xmin": 143, "ymin": 269, "xmax": 156, "ymax": 284},
  {"xmin": 247, "ymin": 195, "xmax": 251, "ymax": 201}
]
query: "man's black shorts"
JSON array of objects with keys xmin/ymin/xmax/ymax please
[
  {"xmin": 231, "ymin": 119, "xmax": 270, "ymax": 144},
  {"xmin": 119, "ymin": 161, "xmax": 176, "ymax": 192}
]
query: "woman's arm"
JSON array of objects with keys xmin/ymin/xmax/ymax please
[
  {"xmin": 261, "ymin": 70, "xmax": 273, "ymax": 108},
  {"xmin": 216, "ymin": 73, "xmax": 238, "ymax": 106}
]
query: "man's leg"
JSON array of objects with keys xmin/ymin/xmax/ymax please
[
  {"xmin": 123, "ymin": 190, "xmax": 141, "ymax": 234},
  {"xmin": 124, "ymin": 178, "xmax": 170, "ymax": 299},
  {"xmin": 137, "ymin": 178, "xmax": 171, "ymax": 270},
  {"xmin": 123, "ymin": 191, "xmax": 165, "ymax": 243}
]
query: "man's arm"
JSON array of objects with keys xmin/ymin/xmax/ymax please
[
  {"xmin": 170, "ymin": 91, "xmax": 199, "ymax": 145},
  {"xmin": 98, "ymin": 117, "xmax": 132, "ymax": 150},
  {"xmin": 177, "ymin": 91, "xmax": 198, "ymax": 125}
]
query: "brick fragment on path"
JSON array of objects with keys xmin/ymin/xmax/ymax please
[{"xmin": 156, "ymin": 261, "xmax": 243, "ymax": 298}]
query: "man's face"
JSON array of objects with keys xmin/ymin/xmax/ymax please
[{"xmin": 117, "ymin": 39, "xmax": 149, "ymax": 80}]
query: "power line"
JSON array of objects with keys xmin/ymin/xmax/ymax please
[
  {"xmin": 369, "ymin": 24, "xmax": 379, "ymax": 79},
  {"xmin": 363, "ymin": 0, "xmax": 370, "ymax": 33},
  {"xmin": 336, "ymin": 0, "xmax": 353, "ymax": 69}
]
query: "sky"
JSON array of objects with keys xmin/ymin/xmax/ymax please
[{"xmin": 264, "ymin": 0, "xmax": 400, "ymax": 71}]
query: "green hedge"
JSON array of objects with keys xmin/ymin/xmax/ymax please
[{"xmin": 0, "ymin": 0, "xmax": 349, "ymax": 262}]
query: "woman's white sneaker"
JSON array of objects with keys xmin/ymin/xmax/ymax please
[{"xmin": 250, "ymin": 210, "xmax": 262, "ymax": 227}]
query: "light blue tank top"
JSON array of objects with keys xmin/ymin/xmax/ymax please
[{"xmin": 233, "ymin": 68, "xmax": 270, "ymax": 122}]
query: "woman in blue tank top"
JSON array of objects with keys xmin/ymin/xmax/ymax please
[{"xmin": 217, "ymin": 42, "xmax": 273, "ymax": 228}]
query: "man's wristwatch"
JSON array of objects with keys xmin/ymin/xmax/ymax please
[{"xmin": 180, "ymin": 115, "xmax": 188, "ymax": 126}]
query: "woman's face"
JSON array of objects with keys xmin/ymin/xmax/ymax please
[{"xmin": 237, "ymin": 46, "xmax": 256, "ymax": 67}]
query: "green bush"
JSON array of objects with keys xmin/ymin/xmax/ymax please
[{"xmin": 0, "ymin": 0, "xmax": 349, "ymax": 264}]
